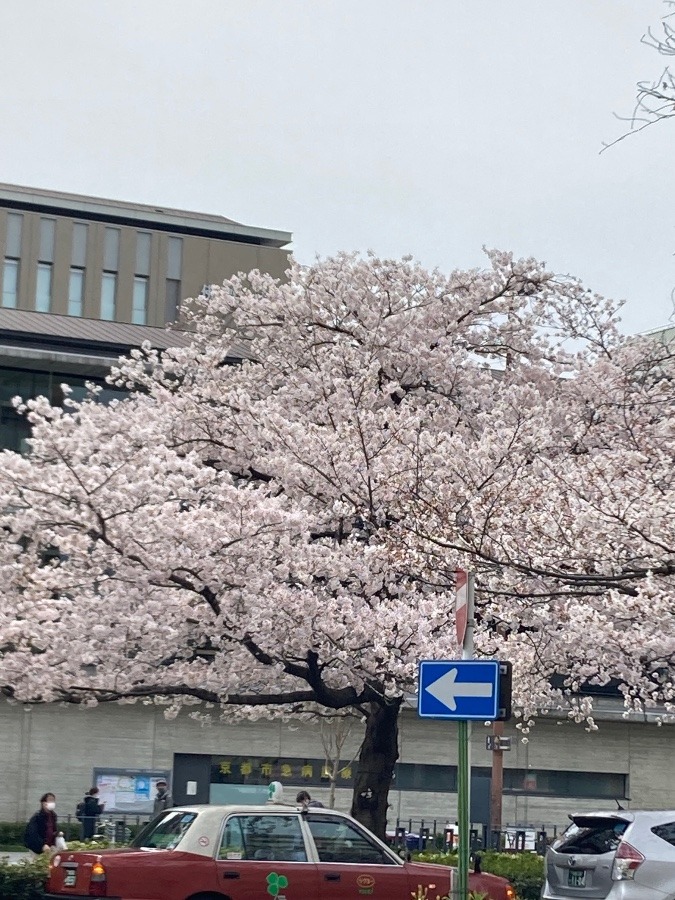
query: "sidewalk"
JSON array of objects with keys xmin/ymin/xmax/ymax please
[{"xmin": 0, "ymin": 851, "xmax": 32, "ymax": 864}]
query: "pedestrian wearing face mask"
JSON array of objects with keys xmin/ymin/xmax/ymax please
[
  {"xmin": 153, "ymin": 779, "xmax": 173, "ymax": 815},
  {"xmin": 25, "ymin": 792, "xmax": 58, "ymax": 854}
]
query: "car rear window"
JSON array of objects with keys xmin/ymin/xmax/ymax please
[
  {"xmin": 553, "ymin": 817, "xmax": 629, "ymax": 855},
  {"xmin": 131, "ymin": 811, "xmax": 198, "ymax": 849},
  {"xmin": 652, "ymin": 822, "xmax": 675, "ymax": 847}
]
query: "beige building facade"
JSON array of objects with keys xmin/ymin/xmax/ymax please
[
  {"xmin": 0, "ymin": 183, "xmax": 289, "ymax": 452},
  {"xmin": 0, "ymin": 182, "xmax": 290, "ymax": 328},
  {"xmin": 1, "ymin": 697, "xmax": 670, "ymax": 833}
]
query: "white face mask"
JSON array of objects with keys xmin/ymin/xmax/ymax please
[{"xmin": 45, "ymin": 801, "xmax": 56, "ymax": 811}]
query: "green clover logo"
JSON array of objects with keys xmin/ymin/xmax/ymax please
[{"xmin": 266, "ymin": 872, "xmax": 289, "ymax": 897}]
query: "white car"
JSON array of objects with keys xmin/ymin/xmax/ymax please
[{"xmin": 542, "ymin": 810, "xmax": 675, "ymax": 899}]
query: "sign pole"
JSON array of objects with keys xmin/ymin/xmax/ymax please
[
  {"xmin": 418, "ymin": 575, "xmax": 510, "ymax": 900},
  {"xmin": 456, "ymin": 571, "xmax": 474, "ymax": 900},
  {"xmin": 457, "ymin": 719, "xmax": 470, "ymax": 900}
]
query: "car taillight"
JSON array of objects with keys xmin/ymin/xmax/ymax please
[
  {"xmin": 89, "ymin": 861, "xmax": 107, "ymax": 897},
  {"xmin": 505, "ymin": 886, "xmax": 516, "ymax": 900},
  {"xmin": 612, "ymin": 840, "xmax": 645, "ymax": 881}
]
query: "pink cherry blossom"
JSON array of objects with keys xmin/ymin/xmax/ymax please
[{"xmin": 0, "ymin": 250, "xmax": 671, "ymax": 836}]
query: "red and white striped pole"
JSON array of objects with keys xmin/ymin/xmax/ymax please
[{"xmin": 455, "ymin": 569, "xmax": 474, "ymax": 659}]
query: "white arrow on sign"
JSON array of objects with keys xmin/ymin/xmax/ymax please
[{"xmin": 425, "ymin": 667, "xmax": 492, "ymax": 712}]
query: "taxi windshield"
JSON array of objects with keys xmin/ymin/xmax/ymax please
[{"xmin": 131, "ymin": 811, "xmax": 198, "ymax": 850}]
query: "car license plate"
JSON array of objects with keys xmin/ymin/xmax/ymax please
[
  {"xmin": 64, "ymin": 869, "xmax": 77, "ymax": 887},
  {"xmin": 568, "ymin": 869, "xmax": 586, "ymax": 887}
]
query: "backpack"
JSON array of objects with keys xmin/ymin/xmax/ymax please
[{"xmin": 75, "ymin": 800, "xmax": 85, "ymax": 822}]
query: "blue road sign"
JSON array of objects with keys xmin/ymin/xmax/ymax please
[{"xmin": 418, "ymin": 660, "xmax": 501, "ymax": 720}]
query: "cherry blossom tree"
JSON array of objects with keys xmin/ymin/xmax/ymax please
[
  {"xmin": 2, "ymin": 250, "xmax": 668, "ymax": 836},
  {"xmin": 397, "ymin": 335, "xmax": 675, "ymax": 730}
]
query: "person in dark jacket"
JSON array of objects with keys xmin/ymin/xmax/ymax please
[
  {"xmin": 153, "ymin": 779, "xmax": 173, "ymax": 815},
  {"xmin": 296, "ymin": 790, "xmax": 325, "ymax": 809},
  {"xmin": 25, "ymin": 792, "xmax": 58, "ymax": 855},
  {"xmin": 80, "ymin": 787, "xmax": 104, "ymax": 840}
]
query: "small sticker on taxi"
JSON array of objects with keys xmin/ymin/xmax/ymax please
[
  {"xmin": 267, "ymin": 872, "xmax": 289, "ymax": 898},
  {"xmin": 357, "ymin": 873, "xmax": 375, "ymax": 894}
]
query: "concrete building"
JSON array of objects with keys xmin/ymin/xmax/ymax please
[
  {"xmin": 0, "ymin": 183, "xmax": 290, "ymax": 451},
  {"xmin": 0, "ymin": 696, "xmax": 670, "ymax": 832},
  {"xmin": 0, "ymin": 182, "xmax": 290, "ymax": 327}
]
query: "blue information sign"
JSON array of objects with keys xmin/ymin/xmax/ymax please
[{"xmin": 418, "ymin": 660, "xmax": 501, "ymax": 720}]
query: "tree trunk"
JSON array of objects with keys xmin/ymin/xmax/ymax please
[
  {"xmin": 350, "ymin": 699, "xmax": 401, "ymax": 840},
  {"xmin": 328, "ymin": 770, "xmax": 337, "ymax": 809}
]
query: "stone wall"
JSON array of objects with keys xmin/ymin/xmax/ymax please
[{"xmin": 2, "ymin": 699, "xmax": 671, "ymax": 831}]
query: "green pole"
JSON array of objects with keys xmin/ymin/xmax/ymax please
[{"xmin": 456, "ymin": 718, "xmax": 470, "ymax": 900}]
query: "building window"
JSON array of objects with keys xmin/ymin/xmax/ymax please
[
  {"xmin": 0, "ymin": 365, "xmax": 128, "ymax": 453},
  {"xmin": 132, "ymin": 232, "xmax": 151, "ymax": 325},
  {"xmin": 100, "ymin": 272, "xmax": 116, "ymax": 321},
  {"xmin": 165, "ymin": 236, "xmax": 182, "ymax": 322},
  {"xmin": 2, "ymin": 259, "xmax": 19, "ymax": 309},
  {"xmin": 0, "ymin": 404, "xmax": 31, "ymax": 452},
  {"xmin": 72, "ymin": 223, "xmax": 88, "ymax": 267},
  {"xmin": 101, "ymin": 227, "xmax": 120, "ymax": 320},
  {"xmin": 68, "ymin": 268, "xmax": 85, "ymax": 317},
  {"xmin": 35, "ymin": 219, "xmax": 55, "ymax": 313},
  {"xmin": 39, "ymin": 218, "xmax": 55, "ymax": 262},
  {"xmin": 165, "ymin": 279, "xmax": 180, "ymax": 322},
  {"xmin": 136, "ymin": 232, "xmax": 151, "ymax": 276},
  {"xmin": 2, "ymin": 213, "xmax": 22, "ymax": 308},
  {"xmin": 67, "ymin": 223, "xmax": 88, "ymax": 317},
  {"xmin": 5, "ymin": 213, "xmax": 23, "ymax": 257},
  {"xmin": 36, "ymin": 263, "xmax": 52, "ymax": 313},
  {"xmin": 103, "ymin": 227, "xmax": 120, "ymax": 271},
  {"xmin": 132, "ymin": 276, "xmax": 148, "ymax": 325},
  {"xmin": 476, "ymin": 767, "xmax": 628, "ymax": 800}
]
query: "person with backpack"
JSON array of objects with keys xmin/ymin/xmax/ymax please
[{"xmin": 77, "ymin": 787, "xmax": 104, "ymax": 840}]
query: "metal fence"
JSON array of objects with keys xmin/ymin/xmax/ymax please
[
  {"xmin": 21, "ymin": 812, "xmax": 558, "ymax": 854},
  {"xmin": 388, "ymin": 818, "xmax": 561, "ymax": 855},
  {"xmin": 57, "ymin": 814, "xmax": 151, "ymax": 845}
]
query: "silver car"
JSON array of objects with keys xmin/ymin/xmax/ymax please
[{"xmin": 542, "ymin": 810, "xmax": 675, "ymax": 899}]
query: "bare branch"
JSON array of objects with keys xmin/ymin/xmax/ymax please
[{"xmin": 602, "ymin": 3, "xmax": 675, "ymax": 152}]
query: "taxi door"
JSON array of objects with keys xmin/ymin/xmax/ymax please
[
  {"xmin": 305, "ymin": 815, "xmax": 408, "ymax": 900},
  {"xmin": 215, "ymin": 812, "xmax": 319, "ymax": 900}
]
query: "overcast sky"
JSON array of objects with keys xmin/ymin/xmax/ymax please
[{"xmin": 1, "ymin": 0, "xmax": 674, "ymax": 334}]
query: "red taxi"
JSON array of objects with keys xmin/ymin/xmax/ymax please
[{"xmin": 46, "ymin": 804, "xmax": 514, "ymax": 900}]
